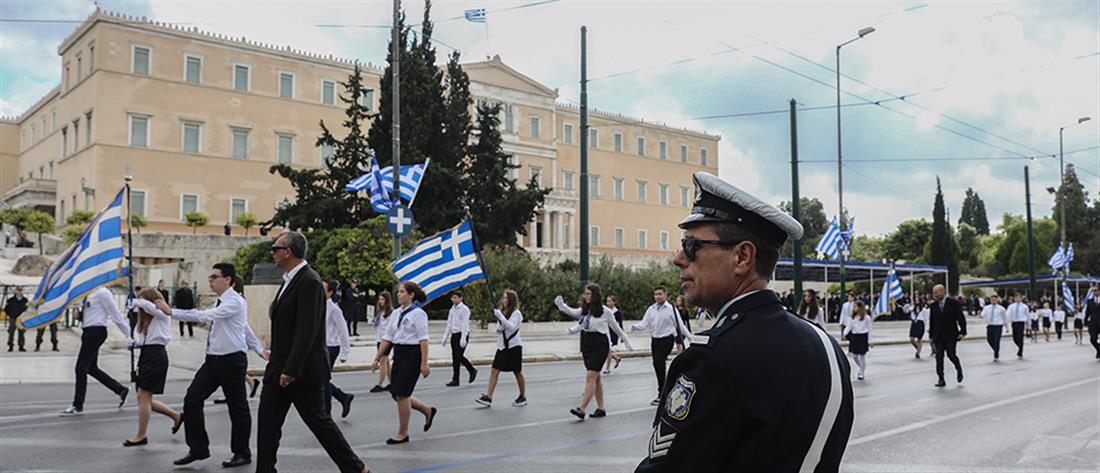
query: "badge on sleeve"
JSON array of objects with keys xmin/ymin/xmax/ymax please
[{"xmin": 665, "ymin": 375, "xmax": 697, "ymax": 421}]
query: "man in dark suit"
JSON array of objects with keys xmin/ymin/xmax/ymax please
[
  {"xmin": 929, "ymin": 284, "xmax": 966, "ymax": 387},
  {"xmin": 1086, "ymin": 285, "xmax": 1100, "ymax": 360},
  {"xmin": 256, "ymin": 231, "xmax": 367, "ymax": 473}
]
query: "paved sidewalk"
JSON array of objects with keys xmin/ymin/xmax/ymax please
[{"xmin": 0, "ymin": 318, "xmax": 993, "ymax": 384}]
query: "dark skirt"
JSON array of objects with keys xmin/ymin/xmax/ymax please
[
  {"xmin": 1075, "ymin": 319, "xmax": 1085, "ymax": 329},
  {"xmin": 1030, "ymin": 320, "xmax": 1040, "ymax": 331},
  {"xmin": 137, "ymin": 345, "xmax": 168, "ymax": 394},
  {"xmin": 389, "ymin": 344, "xmax": 422, "ymax": 398},
  {"xmin": 580, "ymin": 331, "xmax": 610, "ymax": 372},
  {"xmin": 909, "ymin": 320, "xmax": 925, "ymax": 339},
  {"xmin": 492, "ymin": 346, "xmax": 523, "ymax": 372},
  {"xmin": 1042, "ymin": 318, "xmax": 1052, "ymax": 328},
  {"xmin": 848, "ymin": 333, "xmax": 869, "ymax": 355}
]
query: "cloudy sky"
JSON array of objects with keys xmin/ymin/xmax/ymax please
[{"xmin": 2, "ymin": 0, "xmax": 1098, "ymax": 236}]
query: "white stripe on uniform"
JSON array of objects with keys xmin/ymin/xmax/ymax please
[{"xmin": 799, "ymin": 320, "xmax": 844, "ymax": 473}]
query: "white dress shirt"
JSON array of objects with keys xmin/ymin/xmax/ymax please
[
  {"xmin": 384, "ymin": 305, "xmax": 429, "ymax": 345},
  {"xmin": 915, "ymin": 306, "xmax": 931, "ymax": 324},
  {"xmin": 843, "ymin": 316, "xmax": 872, "ymax": 342},
  {"xmin": 1037, "ymin": 308, "xmax": 1052, "ymax": 320},
  {"xmin": 1007, "ymin": 302, "xmax": 1030, "ymax": 323},
  {"xmin": 1052, "ymin": 309, "xmax": 1066, "ymax": 323},
  {"xmin": 443, "ymin": 302, "xmax": 471, "ymax": 348},
  {"xmin": 171, "ymin": 288, "xmax": 254, "ymax": 356},
  {"xmin": 82, "ymin": 287, "xmax": 131, "ymax": 340},
  {"xmin": 375, "ymin": 311, "xmax": 392, "ymax": 344},
  {"xmin": 275, "ymin": 260, "xmax": 308, "ymax": 302},
  {"xmin": 554, "ymin": 296, "xmax": 633, "ymax": 351},
  {"xmin": 631, "ymin": 301, "xmax": 690, "ymax": 340},
  {"xmin": 325, "ymin": 299, "xmax": 351, "ymax": 361},
  {"xmin": 493, "ymin": 308, "xmax": 523, "ymax": 350},
  {"xmin": 129, "ymin": 299, "xmax": 173, "ymax": 346},
  {"xmin": 839, "ymin": 301, "xmax": 853, "ymax": 327},
  {"xmin": 982, "ymin": 304, "xmax": 1008, "ymax": 326}
]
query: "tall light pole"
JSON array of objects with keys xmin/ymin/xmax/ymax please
[
  {"xmin": 836, "ymin": 26, "xmax": 874, "ymax": 303},
  {"xmin": 1057, "ymin": 116, "xmax": 1090, "ymax": 283}
]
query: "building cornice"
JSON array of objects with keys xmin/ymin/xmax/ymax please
[{"xmin": 556, "ymin": 102, "xmax": 721, "ymax": 141}]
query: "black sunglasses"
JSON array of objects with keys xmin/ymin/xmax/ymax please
[
  {"xmin": 270, "ymin": 245, "xmax": 289, "ymax": 253},
  {"xmin": 681, "ymin": 237, "xmax": 736, "ymax": 261}
]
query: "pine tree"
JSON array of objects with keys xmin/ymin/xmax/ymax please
[
  {"xmin": 1052, "ymin": 163, "xmax": 1090, "ymax": 246},
  {"xmin": 927, "ymin": 177, "xmax": 959, "ymax": 293},
  {"xmin": 465, "ymin": 103, "xmax": 550, "ymax": 245},
  {"xmin": 959, "ymin": 187, "xmax": 990, "ymax": 235}
]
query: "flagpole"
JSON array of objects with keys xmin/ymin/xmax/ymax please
[
  {"xmin": 467, "ymin": 217, "xmax": 496, "ymax": 330},
  {"xmin": 125, "ymin": 174, "xmax": 136, "ymax": 385}
]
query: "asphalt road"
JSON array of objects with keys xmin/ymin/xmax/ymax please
[{"xmin": 0, "ymin": 336, "xmax": 1097, "ymax": 472}]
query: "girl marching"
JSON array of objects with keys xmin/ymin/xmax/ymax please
[
  {"xmin": 843, "ymin": 300, "xmax": 872, "ymax": 381},
  {"xmin": 554, "ymin": 283, "xmax": 632, "ymax": 420},
  {"xmin": 125, "ymin": 288, "xmax": 183, "ymax": 446},
  {"xmin": 372, "ymin": 282, "xmax": 437, "ymax": 444},
  {"xmin": 475, "ymin": 290, "xmax": 528, "ymax": 407},
  {"xmin": 369, "ymin": 291, "xmax": 394, "ymax": 393}
]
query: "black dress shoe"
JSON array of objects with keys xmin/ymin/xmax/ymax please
[
  {"xmin": 171, "ymin": 415, "xmax": 184, "ymax": 434},
  {"xmin": 934, "ymin": 379, "xmax": 947, "ymax": 388},
  {"xmin": 122, "ymin": 437, "xmax": 147, "ymax": 447},
  {"xmin": 424, "ymin": 407, "xmax": 437, "ymax": 432},
  {"xmin": 249, "ymin": 378, "xmax": 262, "ymax": 398},
  {"xmin": 173, "ymin": 452, "xmax": 210, "ymax": 465},
  {"xmin": 468, "ymin": 369, "xmax": 477, "ymax": 384},
  {"xmin": 369, "ymin": 385, "xmax": 385, "ymax": 393},
  {"xmin": 957, "ymin": 371, "xmax": 964, "ymax": 383},
  {"xmin": 590, "ymin": 408, "xmax": 607, "ymax": 418},
  {"xmin": 570, "ymin": 408, "xmax": 585, "ymax": 420},
  {"xmin": 386, "ymin": 436, "xmax": 409, "ymax": 445},
  {"xmin": 222, "ymin": 455, "xmax": 251, "ymax": 468},
  {"xmin": 118, "ymin": 387, "xmax": 129, "ymax": 408},
  {"xmin": 445, "ymin": 380, "xmax": 459, "ymax": 387},
  {"xmin": 340, "ymin": 394, "xmax": 354, "ymax": 419}
]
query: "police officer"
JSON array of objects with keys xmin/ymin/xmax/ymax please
[{"xmin": 636, "ymin": 172, "xmax": 854, "ymax": 472}]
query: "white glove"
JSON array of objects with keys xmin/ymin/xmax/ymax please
[{"xmin": 554, "ymin": 295, "xmax": 565, "ymax": 307}]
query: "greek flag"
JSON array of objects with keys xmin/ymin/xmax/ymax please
[
  {"xmin": 392, "ymin": 219, "xmax": 487, "ymax": 303},
  {"xmin": 19, "ymin": 188, "xmax": 128, "ymax": 330},
  {"xmin": 1062, "ymin": 283, "xmax": 1076, "ymax": 313},
  {"xmin": 1047, "ymin": 244, "xmax": 1074, "ymax": 274},
  {"xmin": 464, "ymin": 8, "xmax": 487, "ymax": 23},
  {"xmin": 815, "ymin": 217, "xmax": 842, "ymax": 259},
  {"xmin": 873, "ymin": 270, "xmax": 903, "ymax": 317},
  {"xmin": 346, "ymin": 156, "xmax": 430, "ymax": 213}
]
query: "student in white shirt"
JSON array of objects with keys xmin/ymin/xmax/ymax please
[
  {"xmin": 1038, "ymin": 301, "xmax": 1053, "ymax": 342},
  {"xmin": 475, "ymin": 289, "xmax": 528, "ymax": 408},
  {"xmin": 981, "ymin": 295, "xmax": 1008, "ymax": 361},
  {"xmin": 602, "ymin": 296, "xmax": 625, "ymax": 374},
  {"xmin": 798, "ymin": 289, "xmax": 826, "ymax": 328},
  {"xmin": 839, "ymin": 293, "xmax": 855, "ymax": 337},
  {"xmin": 1006, "ymin": 292, "xmax": 1030, "ymax": 359},
  {"xmin": 909, "ymin": 296, "xmax": 931, "ymax": 359},
  {"xmin": 372, "ymin": 281, "xmax": 436, "ymax": 444},
  {"xmin": 630, "ymin": 286, "xmax": 690, "ymax": 405},
  {"xmin": 1052, "ymin": 302, "xmax": 1066, "ymax": 341},
  {"xmin": 61, "ymin": 286, "xmax": 133, "ymax": 416},
  {"xmin": 125, "ymin": 288, "xmax": 182, "ymax": 447},
  {"xmin": 369, "ymin": 291, "xmax": 394, "ymax": 393},
  {"xmin": 442, "ymin": 290, "xmax": 477, "ymax": 387},
  {"xmin": 843, "ymin": 300, "xmax": 873, "ymax": 380},
  {"xmin": 554, "ymin": 283, "xmax": 632, "ymax": 420},
  {"xmin": 323, "ymin": 280, "xmax": 354, "ymax": 418}
]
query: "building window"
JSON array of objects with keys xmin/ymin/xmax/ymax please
[
  {"xmin": 132, "ymin": 46, "xmax": 150, "ymax": 75},
  {"xmin": 72, "ymin": 120, "xmax": 79, "ymax": 153},
  {"xmin": 589, "ymin": 175, "xmax": 601, "ymax": 198},
  {"xmin": 589, "ymin": 129, "xmax": 598, "ymax": 148},
  {"xmin": 64, "ymin": 64, "xmax": 70, "ymax": 91},
  {"xmin": 680, "ymin": 186, "xmax": 690, "ymax": 208},
  {"xmin": 85, "ymin": 111, "xmax": 92, "ymax": 145},
  {"xmin": 613, "ymin": 133, "xmax": 623, "ymax": 152},
  {"xmin": 180, "ymin": 194, "xmax": 199, "ymax": 219},
  {"xmin": 504, "ymin": 104, "xmax": 514, "ymax": 133},
  {"xmin": 51, "ymin": 110, "xmax": 55, "ymax": 131},
  {"xmin": 660, "ymin": 231, "xmax": 669, "ymax": 250},
  {"xmin": 529, "ymin": 165, "xmax": 542, "ymax": 186},
  {"xmin": 638, "ymin": 230, "xmax": 648, "ymax": 249},
  {"xmin": 659, "ymin": 184, "xmax": 669, "ymax": 205},
  {"xmin": 61, "ymin": 127, "xmax": 68, "ymax": 157},
  {"xmin": 530, "ymin": 116, "xmax": 541, "ymax": 139},
  {"xmin": 563, "ymin": 123, "xmax": 573, "ymax": 144},
  {"xmin": 182, "ymin": 122, "xmax": 201, "ymax": 153},
  {"xmin": 230, "ymin": 198, "xmax": 248, "ymax": 222},
  {"xmin": 613, "ymin": 177, "xmax": 624, "ymax": 201},
  {"xmin": 361, "ymin": 88, "xmax": 375, "ymax": 112},
  {"xmin": 234, "ymin": 64, "xmax": 250, "ymax": 91},
  {"xmin": 701, "ymin": 148, "xmax": 708, "ymax": 166},
  {"xmin": 637, "ymin": 136, "xmax": 646, "ymax": 156},
  {"xmin": 615, "ymin": 228, "xmax": 624, "ymax": 248},
  {"xmin": 48, "ymin": 161, "xmax": 54, "ymax": 179},
  {"xmin": 59, "ymin": 200, "xmax": 65, "ymax": 222},
  {"xmin": 320, "ymin": 144, "xmax": 334, "ymax": 165},
  {"xmin": 591, "ymin": 226, "xmax": 600, "ymax": 247},
  {"xmin": 660, "ymin": 141, "xmax": 668, "ymax": 160},
  {"xmin": 680, "ymin": 144, "xmax": 689, "ymax": 163},
  {"xmin": 506, "ymin": 155, "xmax": 519, "ymax": 180},
  {"xmin": 322, "ymin": 80, "xmax": 336, "ymax": 105},
  {"xmin": 231, "ymin": 129, "xmax": 249, "ymax": 158},
  {"xmin": 277, "ymin": 134, "xmax": 294, "ymax": 164},
  {"xmin": 637, "ymin": 181, "xmax": 647, "ymax": 203},
  {"xmin": 131, "ymin": 190, "xmax": 147, "ymax": 218},
  {"xmin": 563, "ymin": 171, "xmax": 574, "ymax": 190},
  {"xmin": 88, "ymin": 45, "xmax": 94, "ymax": 71},
  {"xmin": 279, "ymin": 72, "xmax": 295, "ymax": 99},
  {"xmin": 185, "ymin": 55, "xmax": 202, "ymax": 84},
  {"xmin": 129, "ymin": 115, "xmax": 149, "ymax": 148},
  {"xmin": 76, "ymin": 54, "xmax": 82, "ymax": 82},
  {"xmin": 31, "ymin": 124, "xmax": 36, "ymax": 143}
]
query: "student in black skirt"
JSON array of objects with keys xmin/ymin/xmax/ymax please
[
  {"xmin": 842, "ymin": 300, "xmax": 872, "ymax": 380},
  {"xmin": 909, "ymin": 296, "xmax": 929, "ymax": 359},
  {"xmin": 370, "ymin": 291, "xmax": 394, "ymax": 393},
  {"xmin": 125, "ymin": 288, "xmax": 182, "ymax": 446},
  {"xmin": 1074, "ymin": 301, "xmax": 1086, "ymax": 344},
  {"xmin": 372, "ymin": 282, "xmax": 437, "ymax": 444},
  {"xmin": 475, "ymin": 290, "xmax": 527, "ymax": 407},
  {"xmin": 554, "ymin": 283, "xmax": 632, "ymax": 420},
  {"xmin": 603, "ymin": 295, "xmax": 624, "ymax": 374}
]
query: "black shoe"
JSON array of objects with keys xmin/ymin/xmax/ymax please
[
  {"xmin": 590, "ymin": 408, "xmax": 607, "ymax": 418},
  {"xmin": 34, "ymin": 346, "xmax": 40, "ymax": 352},
  {"xmin": 614, "ymin": 357, "xmax": 622, "ymax": 369},
  {"xmin": 369, "ymin": 385, "xmax": 385, "ymax": 393},
  {"xmin": 512, "ymin": 396, "xmax": 527, "ymax": 407},
  {"xmin": 382, "ymin": 385, "xmax": 391, "ymax": 392},
  {"xmin": 118, "ymin": 387, "xmax": 129, "ymax": 408},
  {"xmin": 935, "ymin": 379, "xmax": 946, "ymax": 388},
  {"xmin": 386, "ymin": 436, "xmax": 409, "ymax": 445},
  {"xmin": 570, "ymin": 407, "xmax": 585, "ymax": 420},
  {"xmin": 424, "ymin": 407, "xmax": 437, "ymax": 432},
  {"xmin": 446, "ymin": 380, "xmax": 459, "ymax": 387},
  {"xmin": 171, "ymin": 415, "xmax": 184, "ymax": 434},
  {"xmin": 173, "ymin": 452, "xmax": 210, "ymax": 466},
  {"xmin": 18, "ymin": 347, "xmax": 25, "ymax": 352},
  {"xmin": 52, "ymin": 347, "xmax": 59, "ymax": 352},
  {"xmin": 249, "ymin": 378, "xmax": 261, "ymax": 398},
  {"xmin": 340, "ymin": 394, "xmax": 354, "ymax": 419},
  {"xmin": 469, "ymin": 369, "xmax": 477, "ymax": 384},
  {"xmin": 221, "ymin": 454, "xmax": 251, "ymax": 468},
  {"xmin": 122, "ymin": 437, "xmax": 147, "ymax": 447},
  {"xmin": 957, "ymin": 371, "xmax": 963, "ymax": 383},
  {"xmin": 475, "ymin": 394, "xmax": 492, "ymax": 407}
]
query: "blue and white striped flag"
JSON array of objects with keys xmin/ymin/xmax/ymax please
[
  {"xmin": 815, "ymin": 217, "xmax": 842, "ymax": 259},
  {"xmin": 392, "ymin": 219, "xmax": 487, "ymax": 303},
  {"xmin": 1066, "ymin": 244, "xmax": 1075, "ymax": 267},
  {"xmin": 464, "ymin": 8, "xmax": 487, "ymax": 23},
  {"xmin": 873, "ymin": 270, "xmax": 904, "ymax": 317},
  {"xmin": 19, "ymin": 187, "xmax": 129, "ymax": 330},
  {"xmin": 346, "ymin": 155, "xmax": 430, "ymax": 213},
  {"xmin": 1062, "ymin": 283, "xmax": 1076, "ymax": 313},
  {"xmin": 1047, "ymin": 244, "xmax": 1070, "ymax": 274}
]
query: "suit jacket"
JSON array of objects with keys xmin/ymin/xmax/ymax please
[
  {"xmin": 929, "ymin": 297, "xmax": 966, "ymax": 342},
  {"xmin": 1087, "ymin": 297, "xmax": 1100, "ymax": 329},
  {"xmin": 266, "ymin": 264, "xmax": 330, "ymax": 385}
]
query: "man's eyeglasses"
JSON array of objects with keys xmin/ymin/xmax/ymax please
[
  {"xmin": 680, "ymin": 237, "xmax": 736, "ymax": 261},
  {"xmin": 270, "ymin": 245, "xmax": 288, "ymax": 253},
  {"xmin": 207, "ymin": 274, "xmax": 228, "ymax": 281}
]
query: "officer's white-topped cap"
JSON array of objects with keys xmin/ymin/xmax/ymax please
[{"xmin": 679, "ymin": 172, "xmax": 804, "ymax": 247}]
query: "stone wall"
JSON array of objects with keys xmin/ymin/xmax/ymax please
[
  {"xmin": 527, "ymin": 248, "xmax": 672, "ymax": 270},
  {"xmin": 130, "ymin": 233, "xmax": 269, "ymax": 297}
]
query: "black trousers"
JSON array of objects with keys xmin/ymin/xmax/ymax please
[
  {"xmin": 651, "ymin": 336, "xmax": 675, "ymax": 394},
  {"xmin": 1089, "ymin": 325, "xmax": 1100, "ymax": 356},
  {"xmin": 325, "ymin": 346, "xmax": 349, "ymax": 415},
  {"xmin": 36, "ymin": 322, "xmax": 58, "ymax": 349},
  {"xmin": 72, "ymin": 326, "xmax": 126, "ymax": 410},
  {"xmin": 450, "ymin": 332, "xmax": 475, "ymax": 383},
  {"xmin": 346, "ymin": 319, "xmax": 359, "ymax": 336},
  {"xmin": 1055, "ymin": 321, "xmax": 1063, "ymax": 339},
  {"xmin": 934, "ymin": 338, "xmax": 962, "ymax": 380},
  {"xmin": 986, "ymin": 325, "xmax": 1003, "ymax": 358},
  {"xmin": 7, "ymin": 321, "xmax": 25, "ymax": 349},
  {"xmin": 179, "ymin": 321, "xmax": 194, "ymax": 337},
  {"xmin": 257, "ymin": 379, "xmax": 364, "ymax": 473},
  {"xmin": 1011, "ymin": 322, "xmax": 1026, "ymax": 356},
  {"xmin": 183, "ymin": 352, "xmax": 251, "ymax": 457}
]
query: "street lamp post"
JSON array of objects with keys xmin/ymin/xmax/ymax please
[
  {"xmin": 836, "ymin": 26, "xmax": 874, "ymax": 303},
  {"xmin": 1057, "ymin": 116, "xmax": 1091, "ymax": 305}
]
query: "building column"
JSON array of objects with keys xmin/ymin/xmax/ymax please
[
  {"xmin": 543, "ymin": 211, "xmax": 551, "ymax": 250},
  {"xmin": 529, "ymin": 217, "xmax": 538, "ymax": 249},
  {"xmin": 556, "ymin": 211, "xmax": 565, "ymax": 249},
  {"xmin": 568, "ymin": 212, "xmax": 576, "ymax": 249}
]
